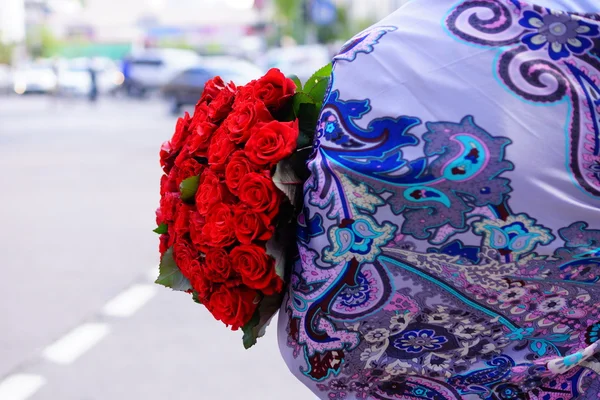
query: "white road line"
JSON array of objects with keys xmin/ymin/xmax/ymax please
[
  {"xmin": 102, "ymin": 284, "xmax": 157, "ymax": 318},
  {"xmin": 0, "ymin": 374, "xmax": 46, "ymax": 400},
  {"xmin": 42, "ymin": 323, "xmax": 109, "ymax": 365}
]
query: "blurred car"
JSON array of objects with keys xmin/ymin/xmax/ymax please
[
  {"xmin": 128, "ymin": 48, "xmax": 201, "ymax": 96},
  {"xmin": 57, "ymin": 58, "xmax": 124, "ymax": 96},
  {"xmin": 162, "ymin": 57, "xmax": 264, "ymax": 114},
  {"xmin": 0, "ymin": 65, "xmax": 12, "ymax": 95},
  {"xmin": 58, "ymin": 61, "xmax": 91, "ymax": 96},
  {"xmin": 91, "ymin": 57, "xmax": 125, "ymax": 94},
  {"xmin": 13, "ymin": 64, "xmax": 58, "ymax": 95},
  {"xmin": 263, "ymin": 45, "xmax": 331, "ymax": 83}
]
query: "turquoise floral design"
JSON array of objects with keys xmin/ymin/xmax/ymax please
[
  {"xmin": 519, "ymin": 10, "xmax": 600, "ymax": 60},
  {"xmin": 322, "ymin": 112, "xmax": 347, "ymax": 144},
  {"xmin": 587, "ymin": 322, "xmax": 600, "ymax": 345},
  {"xmin": 473, "ymin": 214, "xmax": 554, "ymax": 256},
  {"xmin": 562, "ymin": 352, "xmax": 584, "ymax": 367},
  {"xmin": 507, "ymin": 327, "xmax": 535, "ymax": 341}
]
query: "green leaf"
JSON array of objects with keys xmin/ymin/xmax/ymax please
[
  {"xmin": 303, "ymin": 63, "xmax": 332, "ymax": 94},
  {"xmin": 155, "ymin": 248, "xmax": 192, "ymax": 292},
  {"xmin": 273, "ymin": 96, "xmax": 296, "ymax": 122},
  {"xmin": 289, "ymin": 74, "xmax": 302, "ymax": 90},
  {"xmin": 308, "ymin": 76, "xmax": 330, "ymax": 109},
  {"xmin": 241, "ymin": 294, "xmax": 284, "ymax": 349},
  {"xmin": 297, "ymin": 102, "xmax": 319, "ymax": 138},
  {"xmin": 266, "ymin": 239, "xmax": 286, "ymax": 281},
  {"xmin": 273, "ymin": 158, "xmax": 303, "ymax": 205},
  {"xmin": 242, "ymin": 311, "xmax": 260, "ymax": 349},
  {"xmin": 153, "ymin": 223, "xmax": 168, "ymax": 235},
  {"xmin": 288, "ymin": 147, "xmax": 312, "ymax": 182},
  {"xmin": 292, "ymin": 92, "xmax": 316, "ymax": 116},
  {"xmin": 297, "ymin": 131, "xmax": 312, "ymax": 149},
  {"xmin": 192, "ymin": 291, "xmax": 203, "ymax": 305},
  {"xmin": 180, "ymin": 175, "xmax": 200, "ymax": 203}
]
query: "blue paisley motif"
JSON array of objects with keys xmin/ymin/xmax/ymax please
[
  {"xmin": 318, "ymin": 91, "xmax": 514, "ymax": 240},
  {"xmin": 281, "ymin": 3, "xmax": 600, "ymax": 399},
  {"xmin": 334, "ymin": 26, "xmax": 398, "ymax": 63}
]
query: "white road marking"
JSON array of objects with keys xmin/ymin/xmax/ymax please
[
  {"xmin": 102, "ymin": 284, "xmax": 157, "ymax": 318},
  {"xmin": 0, "ymin": 374, "xmax": 46, "ymax": 400},
  {"xmin": 42, "ymin": 323, "xmax": 109, "ymax": 365}
]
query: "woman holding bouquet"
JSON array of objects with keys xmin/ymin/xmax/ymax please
[{"xmin": 278, "ymin": 0, "xmax": 600, "ymax": 399}]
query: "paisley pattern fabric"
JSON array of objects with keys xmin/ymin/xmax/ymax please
[{"xmin": 278, "ymin": 1, "xmax": 600, "ymax": 399}]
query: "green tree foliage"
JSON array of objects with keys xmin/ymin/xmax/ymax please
[
  {"xmin": 26, "ymin": 26, "xmax": 62, "ymax": 58},
  {"xmin": 316, "ymin": 5, "xmax": 352, "ymax": 44},
  {"xmin": 0, "ymin": 42, "xmax": 14, "ymax": 64},
  {"xmin": 272, "ymin": 0, "xmax": 354, "ymax": 44},
  {"xmin": 272, "ymin": 0, "xmax": 303, "ymax": 41},
  {"xmin": 273, "ymin": 0, "xmax": 302, "ymax": 22}
]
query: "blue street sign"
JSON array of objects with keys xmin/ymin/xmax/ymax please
[{"xmin": 311, "ymin": 0, "xmax": 337, "ymax": 26}]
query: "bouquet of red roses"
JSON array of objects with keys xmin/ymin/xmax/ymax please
[{"xmin": 154, "ymin": 66, "xmax": 331, "ymax": 348}]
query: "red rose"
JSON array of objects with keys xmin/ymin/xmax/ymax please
[
  {"xmin": 224, "ymin": 151, "xmax": 258, "ymax": 194},
  {"xmin": 167, "ymin": 202, "xmax": 188, "ymax": 248},
  {"xmin": 207, "ymin": 84, "xmax": 236, "ymax": 123},
  {"xmin": 191, "ymin": 272, "xmax": 214, "ymax": 303},
  {"xmin": 233, "ymin": 206, "xmax": 274, "ymax": 244},
  {"xmin": 206, "ymin": 284, "xmax": 259, "ymax": 331},
  {"xmin": 253, "ymin": 68, "xmax": 296, "ymax": 110},
  {"xmin": 159, "ymin": 192, "xmax": 180, "ymax": 224},
  {"xmin": 235, "ymin": 80, "xmax": 257, "ymax": 103},
  {"xmin": 200, "ymin": 76, "xmax": 230, "ymax": 104},
  {"xmin": 189, "ymin": 210, "xmax": 207, "ymax": 248},
  {"xmin": 204, "ymin": 248, "xmax": 235, "ymax": 283},
  {"xmin": 160, "ymin": 172, "xmax": 178, "ymax": 196},
  {"xmin": 208, "ymin": 128, "xmax": 237, "ymax": 172},
  {"xmin": 202, "ymin": 203, "xmax": 237, "ymax": 248},
  {"xmin": 173, "ymin": 203, "xmax": 193, "ymax": 239},
  {"xmin": 245, "ymin": 120, "xmax": 299, "ymax": 166},
  {"xmin": 160, "ymin": 141, "xmax": 176, "ymax": 174},
  {"xmin": 192, "ymin": 98, "xmax": 210, "ymax": 117},
  {"xmin": 159, "ymin": 234, "xmax": 169, "ymax": 255},
  {"xmin": 195, "ymin": 169, "xmax": 231, "ymax": 215},
  {"xmin": 237, "ymin": 172, "xmax": 281, "ymax": 219},
  {"xmin": 174, "ymin": 158, "xmax": 204, "ymax": 186},
  {"xmin": 172, "ymin": 237, "xmax": 200, "ymax": 279},
  {"xmin": 231, "ymin": 244, "xmax": 283, "ymax": 295},
  {"xmin": 187, "ymin": 119, "xmax": 218, "ymax": 159},
  {"xmin": 173, "ymin": 148, "xmax": 189, "ymax": 170},
  {"xmin": 226, "ymin": 100, "xmax": 273, "ymax": 144},
  {"xmin": 161, "ymin": 113, "xmax": 193, "ymax": 175},
  {"xmin": 172, "ymin": 112, "xmax": 192, "ymax": 149},
  {"xmin": 167, "ymin": 164, "xmax": 181, "ymax": 190}
]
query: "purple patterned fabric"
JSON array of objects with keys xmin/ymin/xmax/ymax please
[{"xmin": 278, "ymin": 1, "xmax": 600, "ymax": 399}]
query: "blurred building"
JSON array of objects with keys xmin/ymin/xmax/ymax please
[
  {"xmin": 339, "ymin": 0, "xmax": 409, "ymax": 21},
  {"xmin": 46, "ymin": 0, "xmax": 261, "ymax": 50},
  {"xmin": 0, "ymin": 0, "xmax": 26, "ymax": 43}
]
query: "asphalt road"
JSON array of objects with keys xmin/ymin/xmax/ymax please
[{"xmin": 0, "ymin": 95, "xmax": 313, "ymax": 400}]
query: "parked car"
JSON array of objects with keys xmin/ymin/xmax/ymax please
[
  {"xmin": 0, "ymin": 65, "xmax": 12, "ymax": 95},
  {"xmin": 162, "ymin": 57, "xmax": 263, "ymax": 114},
  {"xmin": 57, "ymin": 61, "xmax": 91, "ymax": 96},
  {"xmin": 128, "ymin": 48, "xmax": 201, "ymax": 97},
  {"xmin": 262, "ymin": 45, "xmax": 331, "ymax": 84},
  {"xmin": 57, "ymin": 58, "xmax": 124, "ymax": 96},
  {"xmin": 12, "ymin": 64, "xmax": 57, "ymax": 95}
]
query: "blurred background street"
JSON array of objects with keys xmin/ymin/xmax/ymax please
[
  {"xmin": 0, "ymin": 95, "xmax": 313, "ymax": 400},
  {"xmin": 0, "ymin": 0, "xmax": 409, "ymax": 399}
]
